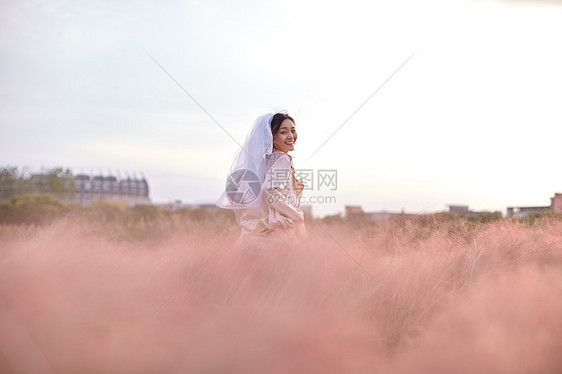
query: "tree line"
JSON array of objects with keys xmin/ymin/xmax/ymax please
[{"xmin": 0, "ymin": 165, "xmax": 77, "ymax": 202}]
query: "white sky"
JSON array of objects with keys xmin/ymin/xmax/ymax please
[{"xmin": 1, "ymin": 0, "xmax": 561, "ymax": 217}]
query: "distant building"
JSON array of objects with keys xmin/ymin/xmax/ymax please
[
  {"xmin": 448, "ymin": 205, "xmax": 470, "ymax": 214},
  {"xmin": 447, "ymin": 205, "xmax": 501, "ymax": 217},
  {"xmin": 1, "ymin": 170, "xmax": 150, "ymax": 206},
  {"xmin": 74, "ymin": 173, "xmax": 150, "ymax": 206},
  {"xmin": 506, "ymin": 193, "xmax": 562, "ymax": 218},
  {"xmin": 551, "ymin": 193, "xmax": 562, "ymax": 212},
  {"xmin": 506, "ymin": 206, "xmax": 550, "ymax": 218},
  {"xmin": 345, "ymin": 205, "xmax": 365, "ymax": 219}
]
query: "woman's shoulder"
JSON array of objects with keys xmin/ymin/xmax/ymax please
[
  {"xmin": 267, "ymin": 149, "xmax": 292, "ymax": 166},
  {"xmin": 271, "ymin": 148, "xmax": 293, "ymax": 161}
]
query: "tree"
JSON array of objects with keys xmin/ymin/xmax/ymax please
[
  {"xmin": 0, "ymin": 166, "xmax": 20, "ymax": 201},
  {"xmin": 0, "ymin": 166, "xmax": 77, "ymax": 202}
]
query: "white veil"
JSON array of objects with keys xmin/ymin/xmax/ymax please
[{"xmin": 216, "ymin": 113, "xmax": 275, "ymax": 210}]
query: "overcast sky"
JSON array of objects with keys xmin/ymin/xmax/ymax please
[{"xmin": 1, "ymin": 0, "xmax": 562, "ymax": 216}]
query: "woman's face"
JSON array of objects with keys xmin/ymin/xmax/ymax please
[{"xmin": 273, "ymin": 118, "xmax": 297, "ymax": 153}]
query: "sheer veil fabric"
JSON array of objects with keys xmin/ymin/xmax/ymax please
[
  {"xmin": 216, "ymin": 113, "xmax": 307, "ymax": 253},
  {"xmin": 216, "ymin": 113, "xmax": 275, "ymax": 211}
]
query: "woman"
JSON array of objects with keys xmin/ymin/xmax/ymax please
[{"xmin": 216, "ymin": 112, "xmax": 307, "ymax": 249}]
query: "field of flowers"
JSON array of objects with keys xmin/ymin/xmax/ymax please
[{"xmin": 1, "ymin": 199, "xmax": 561, "ymax": 373}]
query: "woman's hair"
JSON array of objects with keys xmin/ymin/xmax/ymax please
[{"xmin": 270, "ymin": 112, "xmax": 295, "ymax": 136}]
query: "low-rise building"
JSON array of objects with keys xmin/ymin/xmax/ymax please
[
  {"xmin": 447, "ymin": 205, "xmax": 501, "ymax": 217},
  {"xmin": 506, "ymin": 193, "xmax": 562, "ymax": 218},
  {"xmin": 74, "ymin": 173, "xmax": 150, "ymax": 206}
]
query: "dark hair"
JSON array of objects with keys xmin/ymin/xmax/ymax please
[{"xmin": 270, "ymin": 112, "xmax": 295, "ymax": 136}]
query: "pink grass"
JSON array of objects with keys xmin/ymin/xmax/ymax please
[{"xmin": 1, "ymin": 216, "xmax": 561, "ymax": 373}]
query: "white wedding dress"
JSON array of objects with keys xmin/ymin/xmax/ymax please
[{"xmin": 233, "ymin": 148, "xmax": 307, "ymax": 249}]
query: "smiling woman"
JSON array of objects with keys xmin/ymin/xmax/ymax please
[{"xmin": 216, "ymin": 112, "xmax": 307, "ymax": 251}]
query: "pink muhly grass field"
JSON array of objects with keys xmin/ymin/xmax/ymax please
[{"xmin": 1, "ymin": 215, "xmax": 561, "ymax": 373}]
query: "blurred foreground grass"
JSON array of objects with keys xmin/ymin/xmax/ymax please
[{"xmin": 1, "ymin": 195, "xmax": 562, "ymax": 373}]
